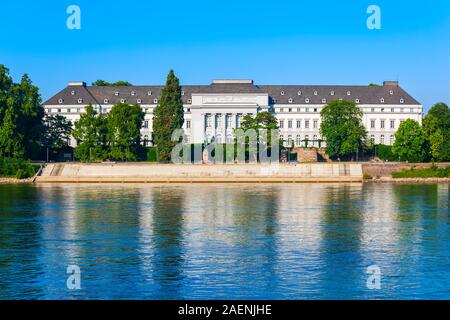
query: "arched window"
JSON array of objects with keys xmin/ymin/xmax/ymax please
[
  {"xmin": 296, "ymin": 135, "xmax": 301, "ymax": 146},
  {"xmin": 380, "ymin": 135, "xmax": 385, "ymax": 145},
  {"xmin": 370, "ymin": 135, "xmax": 375, "ymax": 144},
  {"xmin": 390, "ymin": 135, "xmax": 394, "ymax": 145},
  {"xmin": 313, "ymin": 135, "xmax": 317, "ymax": 146},
  {"xmin": 226, "ymin": 135, "xmax": 233, "ymax": 144}
]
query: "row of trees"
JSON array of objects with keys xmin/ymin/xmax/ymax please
[
  {"xmin": 73, "ymin": 70, "xmax": 184, "ymax": 162},
  {"xmin": 73, "ymin": 103, "xmax": 144, "ymax": 161},
  {"xmin": 318, "ymin": 99, "xmax": 450, "ymax": 162},
  {"xmin": 393, "ymin": 103, "xmax": 449, "ymax": 162}
]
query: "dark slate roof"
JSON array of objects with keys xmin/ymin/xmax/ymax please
[{"xmin": 43, "ymin": 81, "xmax": 421, "ymax": 106}]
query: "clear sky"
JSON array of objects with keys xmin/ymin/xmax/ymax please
[{"xmin": 1, "ymin": 0, "xmax": 449, "ymax": 111}]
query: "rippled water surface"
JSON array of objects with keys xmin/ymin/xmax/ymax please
[{"xmin": 0, "ymin": 183, "xmax": 449, "ymax": 299}]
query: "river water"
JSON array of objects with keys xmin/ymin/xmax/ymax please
[{"xmin": 0, "ymin": 183, "xmax": 448, "ymax": 299}]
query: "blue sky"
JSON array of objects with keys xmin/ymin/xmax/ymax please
[{"xmin": 1, "ymin": 0, "xmax": 449, "ymax": 111}]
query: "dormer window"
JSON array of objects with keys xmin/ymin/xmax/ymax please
[
  {"xmin": 288, "ymin": 98, "xmax": 293, "ymax": 103},
  {"xmin": 314, "ymin": 91, "xmax": 318, "ymax": 96},
  {"xmin": 355, "ymin": 99, "xmax": 360, "ymax": 103},
  {"xmin": 114, "ymin": 91, "xmax": 119, "ymax": 96},
  {"xmin": 120, "ymin": 99, "xmax": 126, "ymax": 103},
  {"xmin": 322, "ymin": 98, "xmax": 327, "ymax": 103},
  {"xmin": 380, "ymin": 98, "xmax": 385, "ymax": 103},
  {"xmin": 71, "ymin": 90, "xmax": 76, "ymax": 95},
  {"xmin": 187, "ymin": 99, "xmax": 192, "ymax": 103},
  {"xmin": 131, "ymin": 91, "xmax": 136, "ymax": 96},
  {"xmin": 147, "ymin": 91, "xmax": 152, "ymax": 95},
  {"xmin": 330, "ymin": 91, "xmax": 335, "ymax": 96},
  {"xmin": 381, "ymin": 108, "xmax": 385, "ymax": 112},
  {"xmin": 400, "ymin": 98, "xmax": 405, "ymax": 104},
  {"xmin": 58, "ymin": 98, "xmax": 64, "ymax": 104},
  {"xmin": 297, "ymin": 91, "xmax": 302, "ymax": 95},
  {"xmin": 104, "ymin": 99, "xmax": 109, "ymax": 104},
  {"xmin": 347, "ymin": 91, "xmax": 351, "ymax": 96},
  {"xmin": 280, "ymin": 91, "xmax": 285, "ymax": 95},
  {"xmin": 181, "ymin": 91, "xmax": 185, "ymax": 96},
  {"xmin": 153, "ymin": 99, "xmax": 158, "ymax": 104},
  {"xmin": 77, "ymin": 98, "xmax": 83, "ymax": 104},
  {"xmin": 389, "ymin": 90, "xmax": 394, "ymax": 95},
  {"xmin": 137, "ymin": 99, "xmax": 142, "ymax": 104},
  {"xmin": 305, "ymin": 98, "xmax": 310, "ymax": 103}
]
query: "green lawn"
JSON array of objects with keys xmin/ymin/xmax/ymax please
[{"xmin": 392, "ymin": 166, "xmax": 450, "ymax": 178}]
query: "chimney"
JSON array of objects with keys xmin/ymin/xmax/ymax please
[
  {"xmin": 383, "ymin": 81, "xmax": 399, "ymax": 87},
  {"xmin": 68, "ymin": 81, "xmax": 86, "ymax": 87}
]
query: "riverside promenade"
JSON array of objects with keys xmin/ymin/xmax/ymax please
[{"xmin": 35, "ymin": 163, "xmax": 363, "ymax": 183}]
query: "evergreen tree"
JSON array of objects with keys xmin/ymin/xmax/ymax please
[
  {"xmin": 392, "ymin": 119, "xmax": 427, "ymax": 162},
  {"xmin": 107, "ymin": 103, "xmax": 144, "ymax": 161},
  {"xmin": 320, "ymin": 100, "xmax": 367, "ymax": 159},
  {"xmin": 73, "ymin": 104, "xmax": 108, "ymax": 162},
  {"xmin": 152, "ymin": 70, "xmax": 184, "ymax": 161}
]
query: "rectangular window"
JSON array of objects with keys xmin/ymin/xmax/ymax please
[
  {"xmin": 313, "ymin": 120, "xmax": 318, "ymax": 129},
  {"xmin": 288, "ymin": 120, "xmax": 292, "ymax": 129},
  {"xmin": 186, "ymin": 120, "xmax": 191, "ymax": 129},
  {"xmin": 279, "ymin": 120, "xmax": 284, "ymax": 129},
  {"xmin": 143, "ymin": 120, "xmax": 149, "ymax": 129},
  {"xmin": 370, "ymin": 120, "xmax": 375, "ymax": 129},
  {"xmin": 390, "ymin": 120, "xmax": 395, "ymax": 129},
  {"xmin": 381, "ymin": 120, "xmax": 385, "ymax": 129},
  {"xmin": 206, "ymin": 115, "xmax": 212, "ymax": 128},
  {"xmin": 296, "ymin": 120, "xmax": 301, "ymax": 129},
  {"xmin": 305, "ymin": 120, "xmax": 310, "ymax": 129}
]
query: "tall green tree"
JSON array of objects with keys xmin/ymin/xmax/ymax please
[
  {"xmin": 422, "ymin": 103, "xmax": 450, "ymax": 162},
  {"xmin": 0, "ymin": 65, "xmax": 13, "ymax": 124},
  {"xmin": 73, "ymin": 104, "xmax": 108, "ymax": 162},
  {"xmin": 152, "ymin": 70, "xmax": 184, "ymax": 161},
  {"xmin": 392, "ymin": 119, "xmax": 427, "ymax": 162},
  {"xmin": 107, "ymin": 103, "xmax": 144, "ymax": 161},
  {"xmin": 15, "ymin": 74, "xmax": 44, "ymax": 159},
  {"xmin": 0, "ymin": 105, "xmax": 24, "ymax": 158},
  {"xmin": 320, "ymin": 100, "xmax": 367, "ymax": 159},
  {"xmin": 0, "ymin": 65, "xmax": 44, "ymax": 159},
  {"xmin": 41, "ymin": 114, "xmax": 73, "ymax": 157}
]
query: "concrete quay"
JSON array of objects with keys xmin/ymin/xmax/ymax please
[{"xmin": 35, "ymin": 163, "xmax": 363, "ymax": 183}]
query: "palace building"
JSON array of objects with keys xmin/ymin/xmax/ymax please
[{"xmin": 43, "ymin": 79, "xmax": 422, "ymax": 147}]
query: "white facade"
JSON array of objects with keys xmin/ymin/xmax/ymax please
[{"xmin": 43, "ymin": 80, "xmax": 423, "ymax": 148}]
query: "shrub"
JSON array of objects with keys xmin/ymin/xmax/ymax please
[
  {"xmin": 0, "ymin": 157, "xmax": 38, "ymax": 179},
  {"xmin": 376, "ymin": 144, "xmax": 397, "ymax": 161},
  {"xmin": 146, "ymin": 147, "xmax": 159, "ymax": 162}
]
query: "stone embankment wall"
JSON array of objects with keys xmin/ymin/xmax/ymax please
[
  {"xmin": 362, "ymin": 163, "xmax": 449, "ymax": 178},
  {"xmin": 36, "ymin": 163, "xmax": 363, "ymax": 183}
]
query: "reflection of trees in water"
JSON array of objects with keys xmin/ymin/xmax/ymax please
[
  {"xmin": 392, "ymin": 184, "xmax": 448, "ymax": 255},
  {"xmin": 0, "ymin": 185, "xmax": 44, "ymax": 299},
  {"xmin": 318, "ymin": 184, "xmax": 365, "ymax": 298},
  {"xmin": 151, "ymin": 186, "xmax": 186, "ymax": 299}
]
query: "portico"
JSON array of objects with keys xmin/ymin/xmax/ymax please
[{"xmin": 189, "ymin": 89, "xmax": 269, "ymax": 144}]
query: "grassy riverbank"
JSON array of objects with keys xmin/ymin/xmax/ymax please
[{"xmin": 392, "ymin": 166, "xmax": 450, "ymax": 178}]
